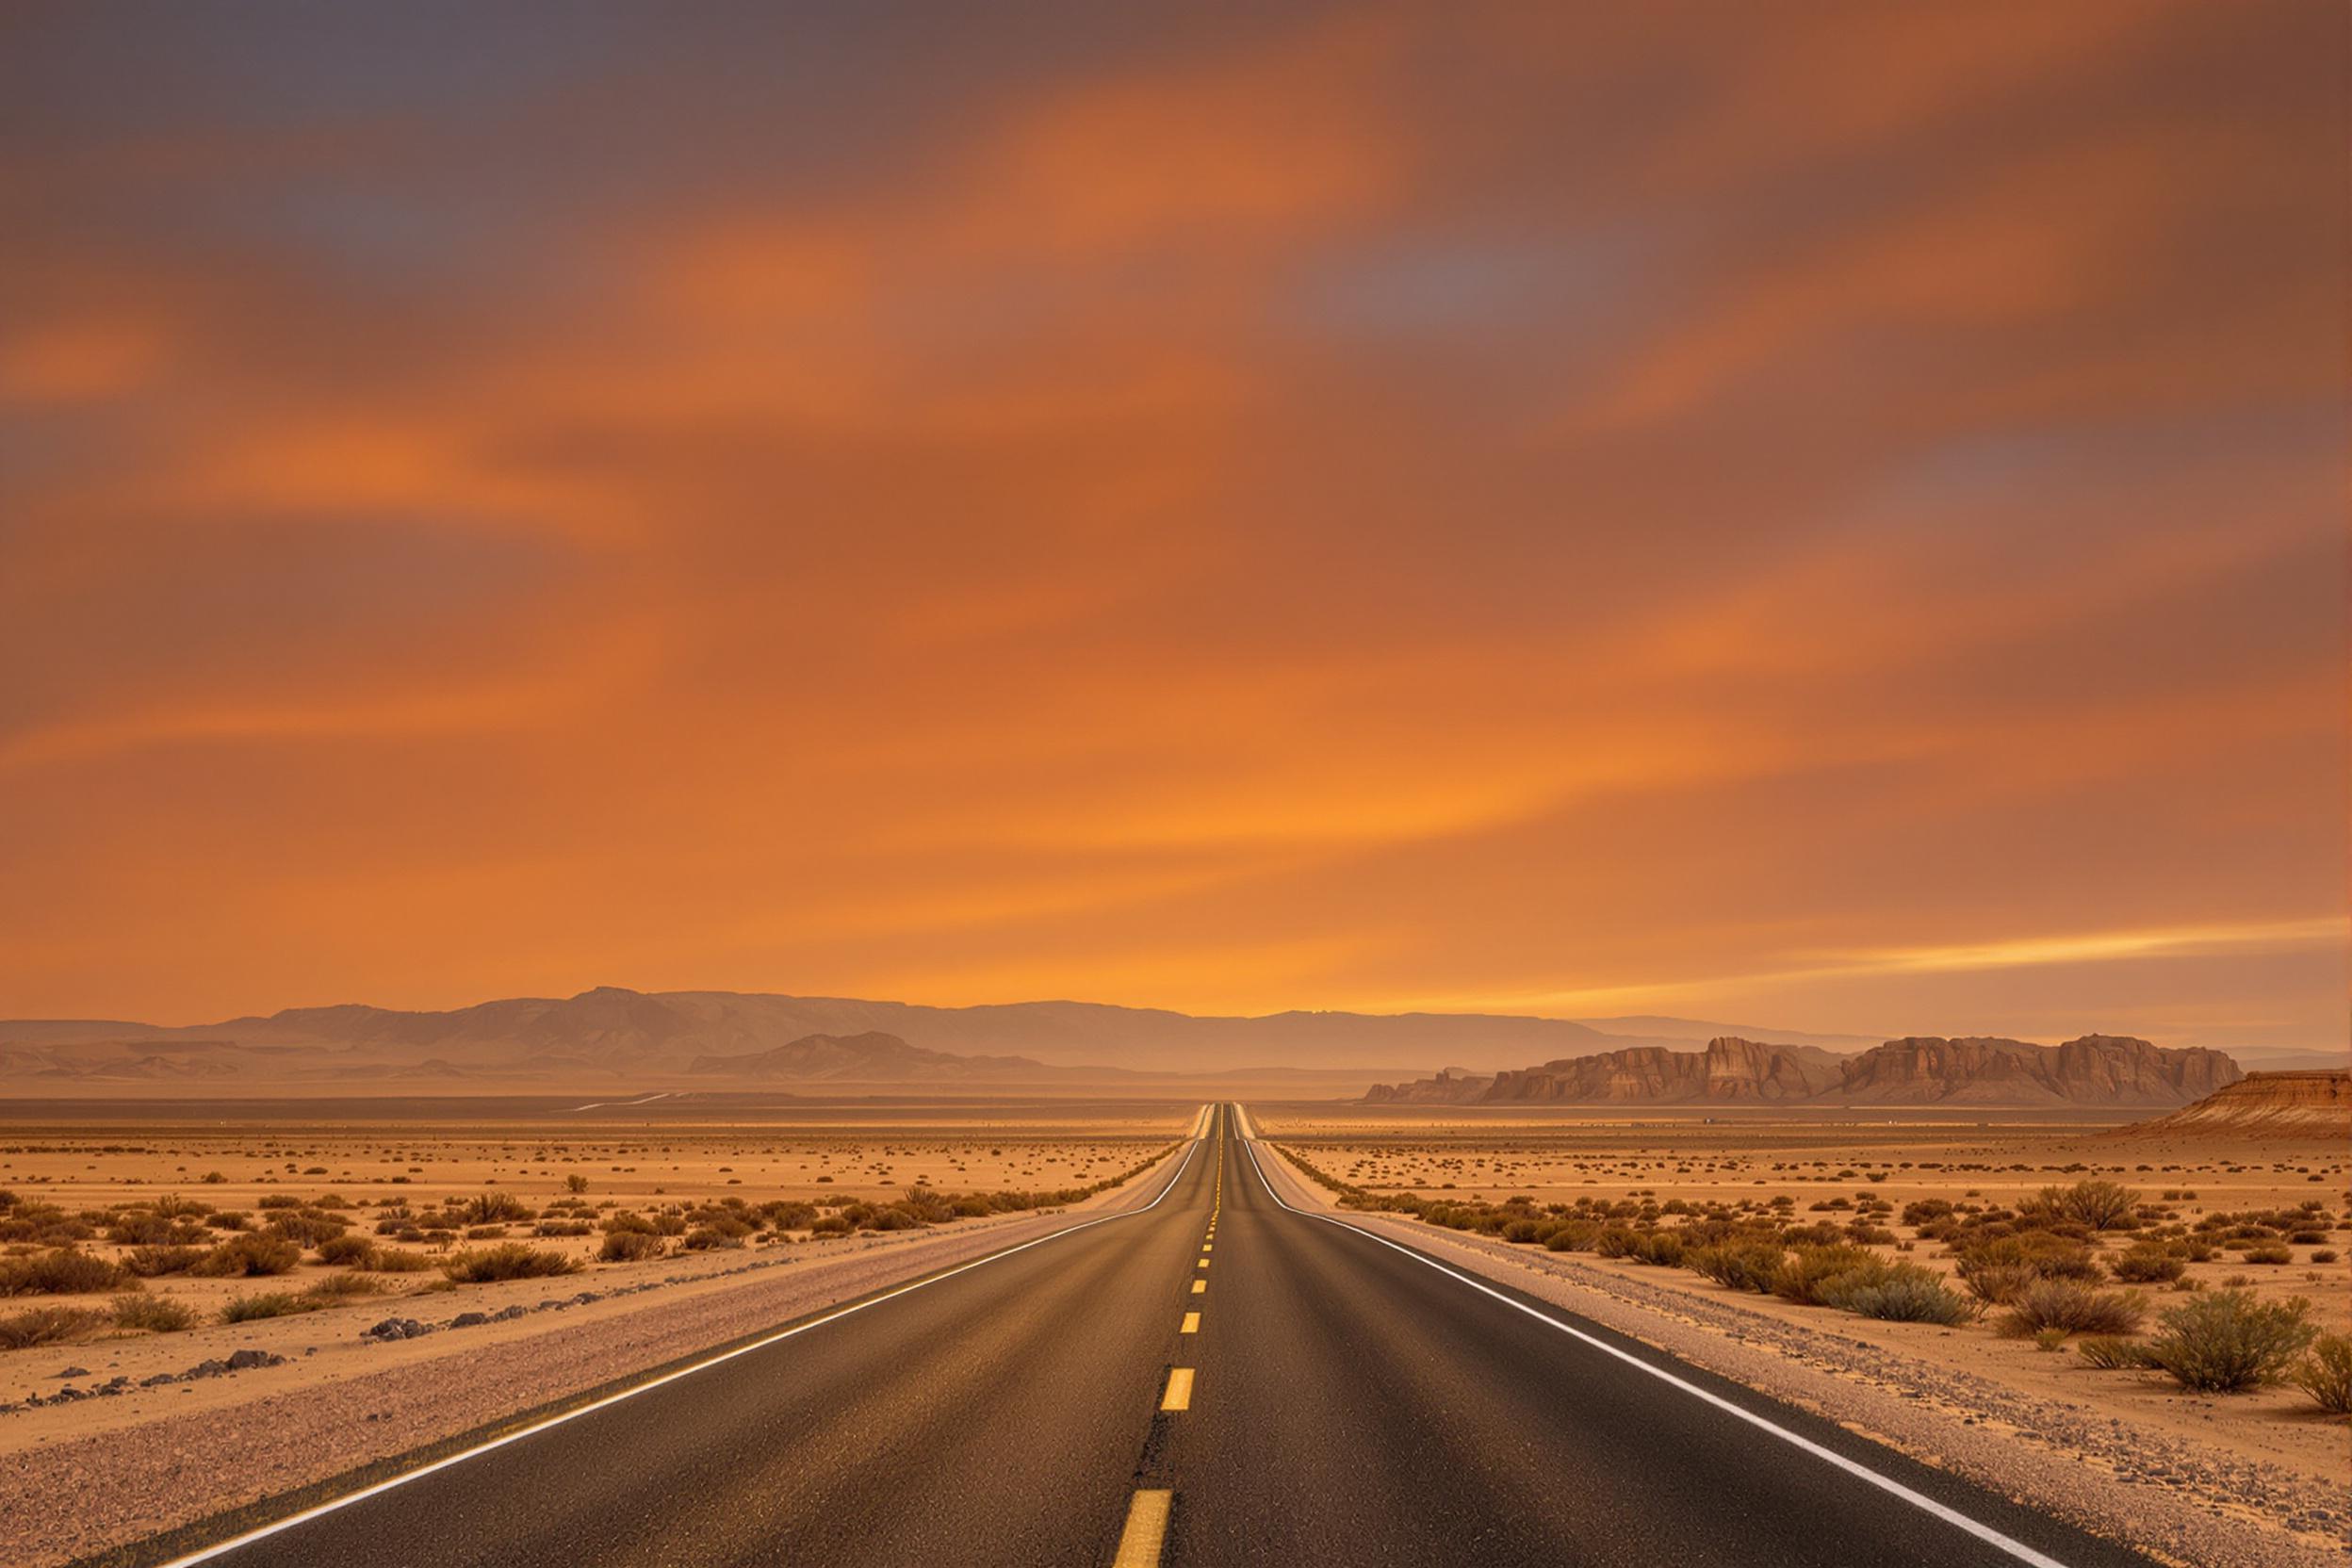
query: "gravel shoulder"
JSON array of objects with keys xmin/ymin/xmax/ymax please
[
  {"xmin": 1252, "ymin": 1137, "xmax": 2350, "ymax": 1568},
  {"xmin": 2, "ymin": 1140, "xmax": 1193, "ymax": 1568}
]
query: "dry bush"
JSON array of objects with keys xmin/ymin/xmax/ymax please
[
  {"xmin": 1772, "ymin": 1244, "xmax": 1878, "ymax": 1305},
  {"xmin": 2243, "ymin": 1243, "xmax": 2293, "ymax": 1266},
  {"xmin": 2109, "ymin": 1244, "xmax": 2186, "ymax": 1284},
  {"xmin": 455, "ymin": 1193, "xmax": 535, "ymax": 1226},
  {"xmin": 2289, "ymin": 1334, "xmax": 2352, "ymax": 1414},
  {"xmin": 1816, "ymin": 1263, "xmax": 1979, "ymax": 1325},
  {"xmin": 112, "ymin": 1293, "xmax": 195, "ymax": 1332},
  {"xmin": 2028, "ymin": 1180, "xmax": 2140, "ymax": 1233},
  {"xmin": 0, "ymin": 1248, "xmax": 137, "ymax": 1297},
  {"xmin": 0, "ymin": 1304, "xmax": 106, "ymax": 1348},
  {"xmin": 1955, "ymin": 1235, "xmax": 2103, "ymax": 1304},
  {"xmin": 369, "ymin": 1247, "xmax": 434, "ymax": 1272},
  {"xmin": 303, "ymin": 1272, "xmax": 389, "ymax": 1301},
  {"xmin": 598, "ymin": 1230, "xmax": 665, "ymax": 1263},
  {"xmin": 439, "ymin": 1243, "xmax": 581, "ymax": 1283},
  {"xmin": 2076, "ymin": 1335, "xmax": 2154, "ymax": 1370},
  {"xmin": 220, "ymin": 1292, "xmax": 314, "ymax": 1322},
  {"xmin": 316, "ymin": 1234, "xmax": 377, "ymax": 1268},
  {"xmin": 124, "ymin": 1244, "xmax": 205, "ymax": 1278},
  {"xmin": 189, "ymin": 1233, "xmax": 303, "ymax": 1277},
  {"xmin": 1684, "ymin": 1241, "xmax": 1786, "ymax": 1294},
  {"xmin": 2145, "ymin": 1290, "xmax": 2315, "ymax": 1393},
  {"xmin": 2001, "ymin": 1279, "xmax": 2146, "ymax": 1338}
]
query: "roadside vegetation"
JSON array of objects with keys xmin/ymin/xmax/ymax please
[
  {"xmin": 0, "ymin": 1142, "xmax": 1184, "ymax": 1352},
  {"xmin": 1277, "ymin": 1150, "xmax": 2349, "ymax": 1412}
]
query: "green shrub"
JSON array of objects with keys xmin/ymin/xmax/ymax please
[
  {"xmin": 1541, "ymin": 1220, "xmax": 1599, "ymax": 1252},
  {"xmin": 1816, "ymin": 1263, "xmax": 1978, "ymax": 1325},
  {"xmin": 2145, "ymin": 1290, "xmax": 2315, "ymax": 1392},
  {"xmin": 1773, "ymin": 1244, "xmax": 1878, "ymax": 1305},
  {"xmin": 439, "ymin": 1244, "xmax": 581, "ymax": 1283},
  {"xmin": 2076, "ymin": 1335, "xmax": 2153, "ymax": 1370},
  {"xmin": 190, "ymin": 1233, "xmax": 303, "ymax": 1277},
  {"xmin": 2001, "ymin": 1279, "xmax": 2146, "ymax": 1337},
  {"xmin": 1954, "ymin": 1234, "xmax": 2102, "ymax": 1304},
  {"xmin": 0, "ymin": 1248, "xmax": 136, "ymax": 1296},
  {"xmin": 2288, "ymin": 1333, "xmax": 2352, "ymax": 1414},
  {"xmin": 0, "ymin": 1304, "xmax": 106, "ymax": 1348},
  {"xmin": 112, "ymin": 1293, "xmax": 195, "ymax": 1332}
]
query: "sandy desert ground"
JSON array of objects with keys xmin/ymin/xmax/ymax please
[
  {"xmin": 0, "ymin": 1096, "xmax": 1201, "ymax": 1564},
  {"xmin": 1251, "ymin": 1102, "xmax": 2351, "ymax": 1563}
]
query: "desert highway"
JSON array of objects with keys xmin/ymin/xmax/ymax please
[{"xmin": 154, "ymin": 1106, "xmax": 2158, "ymax": 1568}]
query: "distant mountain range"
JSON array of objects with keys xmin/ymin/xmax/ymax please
[
  {"xmin": 1364, "ymin": 1034, "xmax": 2244, "ymax": 1108},
  {"xmin": 0, "ymin": 987, "xmax": 2302, "ymax": 1100}
]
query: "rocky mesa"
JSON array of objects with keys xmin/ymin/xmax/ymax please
[
  {"xmin": 2111, "ymin": 1069, "xmax": 2349, "ymax": 1139},
  {"xmin": 1365, "ymin": 1033, "xmax": 2243, "ymax": 1107}
]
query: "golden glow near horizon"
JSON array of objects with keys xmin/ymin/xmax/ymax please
[{"xmin": 0, "ymin": 6, "xmax": 2343, "ymax": 1050}]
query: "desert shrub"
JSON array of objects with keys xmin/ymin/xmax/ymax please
[
  {"xmin": 369, "ymin": 1247, "xmax": 434, "ymax": 1272},
  {"xmin": 2288, "ymin": 1334, "xmax": 2352, "ymax": 1414},
  {"xmin": 257, "ymin": 1194, "xmax": 303, "ymax": 1210},
  {"xmin": 2109, "ymin": 1244, "xmax": 2186, "ymax": 1284},
  {"xmin": 206, "ymin": 1212, "xmax": 251, "ymax": 1232},
  {"xmin": 1816, "ymin": 1262, "xmax": 1979, "ymax": 1325},
  {"xmin": 302, "ymin": 1271, "xmax": 387, "ymax": 1301},
  {"xmin": 1685, "ymin": 1240, "xmax": 1786, "ymax": 1294},
  {"xmin": 2031, "ymin": 1180, "xmax": 2140, "ymax": 1232},
  {"xmin": 189, "ymin": 1233, "xmax": 302, "ymax": 1277},
  {"xmin": 154, "ymin": 1194, "xmax": 212, "ymax": 1219},
  {"xmin": 455, "ymin": 1192, "xmax": 535, "ymax": 1226},
  {"xmin": 2313, "ymin": 1249, "xmax": 2340, "ymax": 1265},
  {"xmin": 2243, "ymin": 1244, "xmax": 2292, "ymax": 1266},
  {"xmin": 0, "ymin": 1304, "xmax": 106, "ymax": 1349},
  {"xmin": 1593, "ymin": 1226, "xmax": 1645, "ymax": 1259},
  {"xmin": 220, "ymin": 1291, "xmax": 315, "ymax": 1322},
  {"xmin": 599, "ymin": 1230, "xmax": 665, "ymax": 1263},
  {"xmin": 439, "ymin": 1244, "xmax": 581, "ymax": 1283},
  {"xmin": 2076, "ymin": 1335, "xmax": 2154, "ymax": 1370},
  {"xmin": 123, "ymin": 1244, "xmax": 205, "ymax": 1278},
  {"xmin": 2002, "ymin": 1279, "xmax": 2146, "ymax": 1337},
  {"xmin": 680, "ymin": 1226, "xmax": 745, "ymax": 1250},
  {"xmin": 533, "ymin": 1221, "xmax": 594, "ymax": 1237},
  {"xmin": 2145, "ymin": 1290, "xmax": 2315, "ymax": 1392},
  {"xmin": 1954, "ymin": 1235, "xmax": 2102, "ymax": 1303},
  {"xmin": 105, "ymin": 1212, "xmax": 180, "ymax": 1246},
  {"xmin": 1541, "ymin": 1220, "xmax": 1599, "ymax": 1252},
  {"xmin": 317, "ymin": 1234, "xmax": 377, "ymax": 1267},
  {"xmin": 1502, "ymin": 1219, "xmax": 1544, "ymax": 1245},
  {"xmin": 0, "ymin": 1248, "xmax": 136, "ymax": 1297},
  {"xmin": 599, "ymin": 1211, "xmax": 657, "ymax": 1236},
  {"xmin": 1773, "ymin": 1244, "xmax": 1878, "ymax": 1305},
  {"xmin": 465, "ymin": 1226, "xmax": 510, "ymax": 1241},
  {"xmin": 112, "ymin": 1293, "xmax": 195, "ymax": 1332}
]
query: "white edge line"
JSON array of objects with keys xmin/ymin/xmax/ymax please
[
  {"xmin": 1237, "ymin": 1128, "xmax": 2072, "ymax": 1568},
  {"xmin": 154, "ymin": 1113, "xmax": 1212, "ymax": 1568}
]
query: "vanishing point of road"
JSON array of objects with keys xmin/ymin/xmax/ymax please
[{"xmin": 149, "ymin": 1106, "xmax": 2159, "ymax": 1568}]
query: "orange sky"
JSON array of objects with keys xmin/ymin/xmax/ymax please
[{"xmin": 2, "ymin": 4, "xmax": 2344, "ymax": 1049}]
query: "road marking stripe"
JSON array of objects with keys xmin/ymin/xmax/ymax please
[
  {"xmin": 1191, "ymin": 1279, "xmax": 1206, "ymax": 1294},
  {"xmin": 1161, "ymin": 1367, "xmax": 1195, "ymax": 1411},
  {"xmin": 1181, "ymin": 1311, "xmax": 1200, "ymax": 1333},
  {"xmin": 1239, "ymin": 1132, "xmax": 2072, "ymax": 1568},
  {"xmin": 1113, "ymin": 1489, "xmax": 1172, "ymax": 1567},
  {"xmin": 1196, "ymin": 1258, "xmax": 1209, "ymax": 1268},
  {"xmin": 148, "ymin": 1114, "xmax": 1216, "ymax": 1568}
]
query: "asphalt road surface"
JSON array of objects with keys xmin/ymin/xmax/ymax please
[{"xmin": 159, "ymin": 1105, "xmax": 2159, "ymax": 1568}]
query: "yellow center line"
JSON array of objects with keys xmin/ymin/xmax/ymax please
[
  {"xmin": 1113, "ymin": 1489, "xmax": 1172, "ymax": 1568},
  {"xmin": 1161, "ymin": 1367, "xmax": 1195, "ymax": 1411},
  {"xmin": 1181, "ymin": 1311, "xmax": 1200, "ymax": 1334},
  {"xmin": 1191, "ymin": 1279, "xmax": 1206, "ymax": 1294},
  {"xmin": 1196, "ymin": 1258, "xmax": 1209, "ymax": 1269}
]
